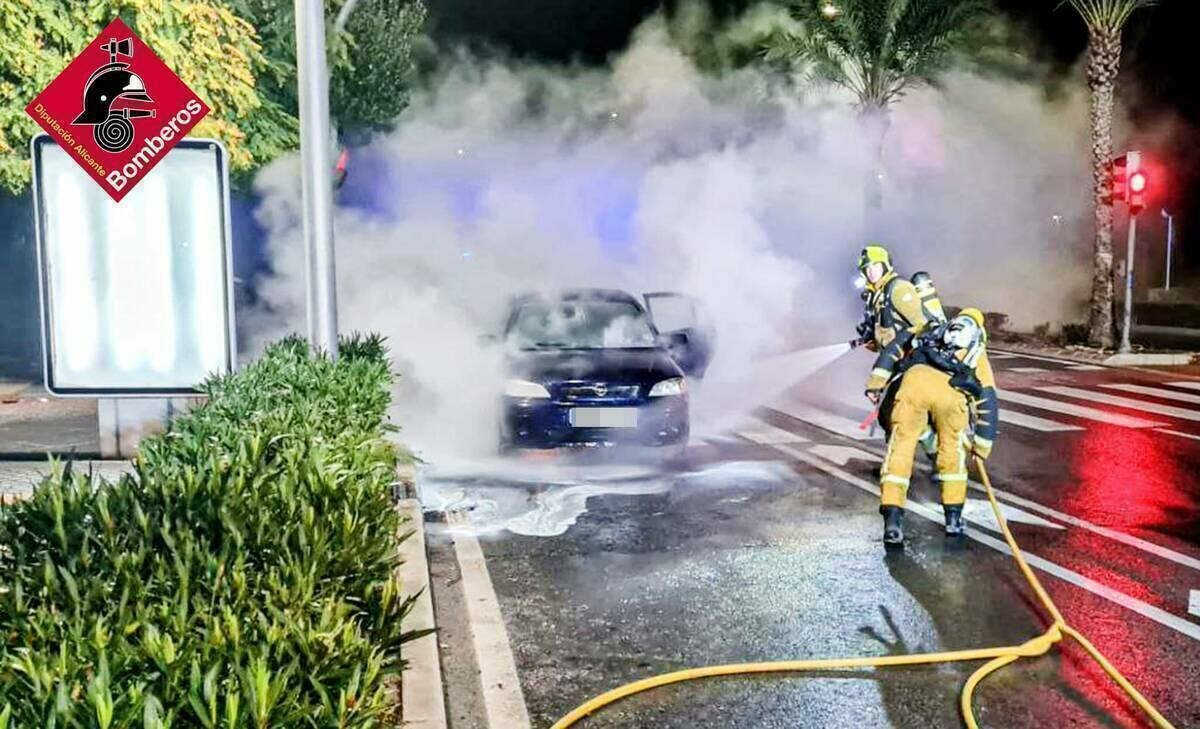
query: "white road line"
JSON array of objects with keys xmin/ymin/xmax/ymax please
[
  {"xmin": 1191, "ymin": 590, "xmax": 1200, "ymax": 619},
  {"xmin": 735, "ymin": 423, "xmax": 810, "ymax": 445},
  {"xmin": 998, "ymin": 409, "xmax": 1084, "ymax": 433},
  {"xmin": 988, "ymin": 353, "xmax": 1019, "ymax": 360},
  {"xmin": 1040, "ymin": 385, "xmax": 1200, "ymax": 423},
  {"xmin": 1169, "ymin": 381, "xmax": 1200, "ymax": 392},
  {"xmin": 1159, "ymin": 429, "xmax": 1200, "ymax": 442},
  {"xmin": 748, "ymin": 412, "xmax": 1200, "ymax": 574},
  {"xmin": 1068, "ymin": 364, "xmax": 1107, "ymax": 371},
  {"xmin": 962, "ymin": 481, "xmax": 1200, "ymax": 573},
  {"xmin": 769, "ymin": 399, "xmax": 877, "ymax": 441},
  {"xmin": 1103, "ymin": 383, "xmax": 1200, "ymax": 405},
  {"xmin": 1000, "ymin": 390, "xmax": 1163, "ymax": 428},
  {"xmin": 772, "ymin": 444, "xmax": 1200, "ymax": 643},
  {"xmin": 1010, "ymin": 366, "xmax": 1050, "ymax": 373},
  {"xmin": 449, "ymin": 514, "xmax": 533, "ymax": 729},
  {"xmin": 988, "ymin": 349, "xmax": 1083, "ymax": 366}
]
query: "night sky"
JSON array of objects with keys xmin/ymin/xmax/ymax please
[{"xmin": 423, "ymin": 0, "xmax": 1199, "ymax": 270}]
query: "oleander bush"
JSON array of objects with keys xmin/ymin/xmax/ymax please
[{"xmin": 0, "ymin": 334, "xmax": 427, "ymax": 727}]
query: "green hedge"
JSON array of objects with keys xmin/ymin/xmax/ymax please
[{"xmin": 0, "ymin": 334, "xmax": 426, "ymax": 727}]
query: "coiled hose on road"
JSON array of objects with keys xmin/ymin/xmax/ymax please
[{"xmin": 550, "ymin": 459, "xmax": 1175, "ymax": 729}]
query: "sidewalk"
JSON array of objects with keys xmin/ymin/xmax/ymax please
[
  {"xmin": 0, "ymin": 460, "xmax": 133, "ymax": 499},
  {"xmin": 0, "ymin": 385, "xmax": 100, "ymax": 457},
  {"xmin": 991, "ymin": 332, "xmax": 1199, "ymax": 369}
]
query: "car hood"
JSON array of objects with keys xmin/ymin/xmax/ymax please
[{"xmin": 507, "ymin": 347, "xmax": 683, "ymax": 385}]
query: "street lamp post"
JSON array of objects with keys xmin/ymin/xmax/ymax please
[
  {"xmin": 294, "ymin": 0, "xmax": 339, "ymax": 359},
  {"xmin": 1162, "ymin": 208, "xmax": 1175, "ymax": 291}
]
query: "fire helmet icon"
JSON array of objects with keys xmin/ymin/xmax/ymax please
[{"xmin": 72, "ymin": 37, "xmax": 155, "ymax": 153}]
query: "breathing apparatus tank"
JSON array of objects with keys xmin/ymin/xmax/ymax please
[{"xmin": 910, "ymin": 271, "xmax": 947, "ymax": 324}]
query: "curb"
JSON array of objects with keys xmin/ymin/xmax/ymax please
[
  {"xmin": 397, "ymin": 497, "xmax": 448, "ymax": 729},
  {"xmin": 1102, "ymin": 352, "xmax": 1197, "ymax": 367}
]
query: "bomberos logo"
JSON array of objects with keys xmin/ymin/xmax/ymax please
[{"xmin": 25, "ymin": 18, "xmax": 211, "ymax": 202}]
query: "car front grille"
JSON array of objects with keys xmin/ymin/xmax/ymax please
[{"xmin": 559, "ymin": 383, "xmax": 641, "ymax": 401}]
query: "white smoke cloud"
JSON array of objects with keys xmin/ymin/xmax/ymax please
[{"xmin": 248, "ymin": 11, "xmax": 1094, "ymax": 460}]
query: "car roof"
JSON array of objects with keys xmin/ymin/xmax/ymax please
[{"xmin": 508, "ymin": 288, "xmax": 641, "ymax": 306}]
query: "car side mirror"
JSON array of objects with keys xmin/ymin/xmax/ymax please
[{"xmin": 665, "ymin": 331, "xmax": 690, "ymax": 348}]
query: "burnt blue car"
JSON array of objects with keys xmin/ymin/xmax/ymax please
[{"xmin": 494, "ymin": 289, "xmax": 713, "ymax": 452}]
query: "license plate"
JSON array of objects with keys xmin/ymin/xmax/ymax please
[{"xmin": 571, "ymin": 407, "xmax": 638, "ymax": 428}]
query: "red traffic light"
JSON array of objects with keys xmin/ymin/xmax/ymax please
[{"xmin": 1129, "ymin": 171, "xmax": 1147, "ymax": 193}]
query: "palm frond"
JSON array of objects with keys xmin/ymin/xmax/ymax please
[
  {"xmin": 768, "ymin": 0, "xmax": 994, "ymax": 110},
  {"xmin": 1062, "ymin": 0, "xmax": 1157, "ymax": 30}
]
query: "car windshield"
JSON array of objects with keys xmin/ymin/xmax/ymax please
[{"xmin": 509, "ymin": 299, "xmax": 658, "ymax": 349}]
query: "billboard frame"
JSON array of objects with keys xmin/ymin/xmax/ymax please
[{"xmin": 31, "ymin": 134, "xmax": 237, "ymax": 397}]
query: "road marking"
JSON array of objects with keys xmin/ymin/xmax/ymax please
[
  {"xmin": 1039, "ymin": 385, "xmax": 1200, "ymax": 423},
  {"xmin": 448, "ymin": 513, "xmax": 533, "ymax": 729},
  {"xmin": 988, "ymin": 353, "xmax": 1019, "ymax": 360},
  {"xmin": 946, "ymin": 498, "xmax": 1064, "ymax": 531},
  {"xmin": 1168, "ymin": 381, "xmax": 1200, "ymax": 392},
  {"xmin": 1068, "ymin": 364, "xmax": 1107, "ymax": 371},
  {"xmin": 769, "ymin": 399, "xmax": 877, "ymax": 441},
  {"xmin": 998, "ymin": 409, "xmax": 1084, "ymax": 433},
  {"xmin": 960, "ymin": 483, "xmax": 1200, "ymax": 573},
  {"xmin": 1103, "ymin": 383, "xmax": 1200, "ymax": 405},
  {"xmin": 748, "ymin": 411, "xmax": 1200, "ymax": 573},
  {"xmin": 773, "ymin": 444, "xmax": 1200, "ymax": 643},
  {"xmin": 734, "ymin": 423, "xmax": 810, "ymax": 445},
  {"xmin": 1191, "ymin": 590, "xmax": 1200, "ymax": 619},
  {"xmin": 1159, "ymin": 429, "xmax": 1200, "ymax": 442},
  {"xmin": 1000, "ymin": 390, "xmax": 1163, "ymax": 428},
  {"xmin": 1010, "ymin": 366, "xmax": 1050, "ymax": 373},
  {"xmin": 988, "ymin": 349, "xmax": 1081, "ymax": 366},
  {"xmin": 809, "ymin": 444, "xmax": 881, "ymax": 466}
]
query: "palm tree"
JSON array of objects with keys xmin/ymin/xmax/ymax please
[
  {"xmin": 1065, "ymin": 0, "xmax": 1156, "ymax": 349},
  {"xmin": 764, "ymin": 0, "xmax": 991, "ymax": 218}
]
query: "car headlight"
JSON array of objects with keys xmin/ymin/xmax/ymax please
[
  {"xmin": 648, "ymin": 377, "xmax": 686, "ymax": 397},
  {"xmin": 504, "ymin": 379, "xmax": 551, "ymax": 399}
]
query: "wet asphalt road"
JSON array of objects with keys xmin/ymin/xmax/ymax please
[{"xmin": 420, "ymin": 350, "xmax": 1200, "ymax": 729}]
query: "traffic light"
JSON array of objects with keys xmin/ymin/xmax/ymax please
[
  {"xmin": 1128, "ymin": 168, "xmax": 1147, "ymax": 215},
  {"xmin": 1103, "ymin": 154, "xmax": 1128, "ymax": 206}
]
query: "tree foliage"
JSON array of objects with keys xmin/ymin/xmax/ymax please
[
  {"xmin": 0, "ymin": 0, "xmax": 296, "ymax": 194},
  {"xmin": 0, "ymin": 0, "xmax": 427, "ymax": 194},
  {"xmin": 763, "ymin": 0, "xmax": 995, "ymax": 112},
  {"xmin": 230, "ymin": 0, "xmax": 428, "ymax": 135},
  {"xmin": 1064, "ymin": 0, "xmax": 1157, "ymax": 32}
]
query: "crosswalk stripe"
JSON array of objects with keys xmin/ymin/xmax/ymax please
[
  {"xmin": 769, "ymin": 399, "xmax": 877, "ymax": 441},
  {"xmin": 1039, "ymin": 385, "xmax": 1200, "ymax": 423},
  {"xmin": 1160, "ymin": 429, "xmax": 1200, "ymax": 442},
  {"xmin": 1168, "ymin": 381, "xmax": 1200, "ymax": 392},
  {"xmin": 1102, "ymin": 383, "xmax": 1200, "ymax": 405},
  {"xmin": 734, "ymin": 423, "xmax": 810, "ymax": 445},
  {"xmin": 999, "ymin": 390, "xmax": 1163, "ymax": 428},
  {"xmin": 840, "ymin": 388, "xmax": 1082, "ymax": 434},
  {"xmin": 998, "ymin": 409, "xmax": 1084, "ymax": 432}
]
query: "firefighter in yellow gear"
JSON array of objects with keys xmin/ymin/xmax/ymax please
[
  {"xmin": 865, "ymin": 308, "xmax": 999, "ymax": 545},
  {"xmin": 855, "ymin": 245, "xmax": 929, "ymax": 354}
]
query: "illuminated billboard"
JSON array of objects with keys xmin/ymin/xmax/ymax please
[{"xmin": 31, "ymin": 135, "xmax": 235, "ymax": 396}]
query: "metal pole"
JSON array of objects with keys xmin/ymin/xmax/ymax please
[
  {"xmin": 1164, "ymin": 211, "xmax": 1174, "ymax": 291},
  {"xmin": 1119, "ymin": 214, "xmax": 1138, "ymax": 354},
  {"xmin": 295, "ymin": 0, "xmax": 339, "ymax": 359}
]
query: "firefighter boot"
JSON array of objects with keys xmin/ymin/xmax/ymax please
[
  {"xmin": 881, "ymin": 506, "xmax": 905, "ymax": 546},
  {"xmin": 944, "ymin": 504, "xmax": 965, "ymax": 537}
]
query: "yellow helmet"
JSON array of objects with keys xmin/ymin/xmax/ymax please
[
  {"xmin": 856, "ymin": 244, "xmax": 893, "ymax": 274},
  {"xmin": 960, "ymin": 307, "xmax": 985, "ymax": 328}
]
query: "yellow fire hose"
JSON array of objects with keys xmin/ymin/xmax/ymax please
[{"xmin": 550, "ymin": 459, "xmax": 1176, "ymax": 729}]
